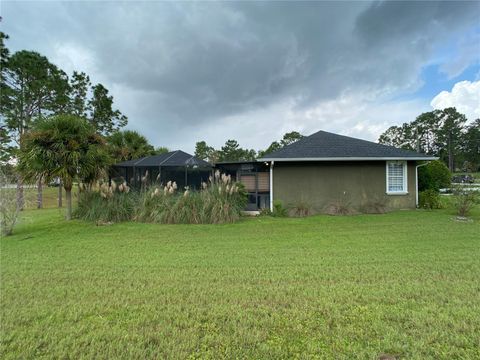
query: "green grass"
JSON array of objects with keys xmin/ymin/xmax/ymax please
[{"xmin": 1, "ymin": 207, "xmax": 480, "ymax": 359}]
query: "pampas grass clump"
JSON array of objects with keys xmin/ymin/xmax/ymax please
[
  {"xmin": 135, "ymin": 182, "xmax": 178, "ymax": 223},
  {"xmin": 136, "ymin": 171, "xmax": 247, "ymax": 224},
  {"xmin": 76, "ymin": 172, "xmax": 247, "ymax": 225},
  {"xmin": 74, "ymin": 181, "xmax": 137, "ymax": 223}
]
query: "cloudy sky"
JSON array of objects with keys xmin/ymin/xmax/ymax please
[{"xmin": 2, "ymin": 1, "xmax": 480, "ymax": 152}]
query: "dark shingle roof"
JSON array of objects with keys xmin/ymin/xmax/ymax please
[
  {"xmin": 259, "ymin": 130, "xmax": 436, "ymax": 161},
  {"xmin": 113, "ymin": 150, "xmax": 211, "ymax": 168}
]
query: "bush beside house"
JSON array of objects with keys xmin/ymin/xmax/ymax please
[{"xmin": 418, "ymin": 160, "xmax": 451, "ymax": 192}]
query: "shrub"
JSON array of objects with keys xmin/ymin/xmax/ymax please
[
  {"xmin": 419, "ymin": 189, "xmax": 443, "ymax": 210},
  {"xmin": 418, "ymin": 160, "xmax": 451, "ymax": 192},
  {"xmin": 289, "ymin": 200, "xmax": 312, "ymax": 217},
  {"xmin": 271, "ymin": 200, "xmax": 288, "ymax": 217},
  {"xmin": 74, "ymin": 181, "xmax": 136, "ymax": 223},
  {"xmin": 258, "ymin": 207, "xmax": 272, "ymax": 216},
  {"xmin": 452, "ymin": 186, "xmax": 480, "ymax": 217},
  {"xmin": 325, "ymin": 201, "xmax": 355, "ymax": 215},
  {"xmin": 325, "ymin": 192, "xmax": 355, "ymax": 215},
  {"xmin": 0, "ymin": 170, "xmax": 20, "ymax": 236},
  {"xmin": 360, "ymin": 198, "xmax": 389, "ymax": 214}
]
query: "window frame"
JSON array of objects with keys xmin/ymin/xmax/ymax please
[{"xmin": 386, "ymin": 161, "xmax": 408, "ymax": 195}]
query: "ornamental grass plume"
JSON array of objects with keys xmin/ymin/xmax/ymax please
[
  {"xmin": 122, "ymin": 182, "xmax": 130, "ymax": 193},
  {"xmin": 99, "ymin": 183, "xmax": 114, "ymax": 199},
  {"xmin": 151, "ymin": 187, "xmax": 161, "ymax": 198},
  {"xmin": 141, "ymin": 170, "xmax": 149, "ymax": 183},
  {"xmin": 163, "ymin": 181, "xmax": 177, "ymax": 195},
  {"xmin": 118, "ymin": 182, "xmax": 129, "ymax": 193}
]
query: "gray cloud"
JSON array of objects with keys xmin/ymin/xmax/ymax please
[{"xmin": 2, "ymin": 1, "xmax": 479, "ymax": 151}]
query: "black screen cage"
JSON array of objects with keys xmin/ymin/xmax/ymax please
[
  {"xmin": 215, "ymin": 161, "xmax": 270, "ymax": 211},
  {"xmin": 110, "ymin": 150, "xmax": 212, "ymax": 191}
]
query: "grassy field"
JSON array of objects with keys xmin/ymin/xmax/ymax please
[
  {"xmin": 1, "ymin": 206, "xmax": 479, "ymax": 359},
  {"xmin": 19, "ymin": 185, "xmax": 78, "ymax": 210}
]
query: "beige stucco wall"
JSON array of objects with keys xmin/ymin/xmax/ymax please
[{"xmin": 272, "ymin": 161, "xmax": 417, "ymax": 212}]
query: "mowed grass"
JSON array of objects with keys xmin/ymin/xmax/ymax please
[{"xmin": 1, "ymin": 207, "xmax": 479, "ymax": 359}]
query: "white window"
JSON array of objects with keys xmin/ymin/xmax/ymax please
[{"xmin": 386, "ymin": 161, "xmax": 408, "ymax": 194}]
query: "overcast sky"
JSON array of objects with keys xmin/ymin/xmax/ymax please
[{"xmin": 2, "ymin": 1, "xmax": 480, "ymax": 152}]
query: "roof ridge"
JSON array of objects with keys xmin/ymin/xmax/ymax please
[
  {"xmin": 259, "ymin": 129, "xmax": 433, "ymax": 160},
  {"xmin": 133, "ymin": 156, "xmax": 148, "ymax": 166},
  {"xmin": 159, "ymin": 150, "xmax": 179, "ymax": 165},
  {"xmin": 309, "ymin": 130, "xmax": 418, "ymax": 153}
]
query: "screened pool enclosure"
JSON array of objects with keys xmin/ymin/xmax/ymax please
[
  {"xmin": 111, "ymin": 150, "xmax": 212, "ymax": 190},
  {"xmin": 215, "ymin": 161, "xmax": 270, "ymax": 211}
]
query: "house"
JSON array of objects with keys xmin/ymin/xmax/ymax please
[
  {"xmin": 111, "ymin": 150, "xmax": 212, "ymax": 190},
  {"xmin": 216, "ymin": 130, "xmax": 437, "ymax": 213}
]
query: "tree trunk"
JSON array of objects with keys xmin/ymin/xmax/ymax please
[
  {"xmin": 37, "ymin": 176, "xmax": 43, "ymax": 209},
  {"xmin": 16, "ymin": 176, "xmax": 24, "ymax": 211},
  {"xmin": 65, "ymin": 187, "xmax": 72, "ymax": 220},
  {"xmin": 58, "ymin": 180, "xmax": 63, "ymax": 208}
]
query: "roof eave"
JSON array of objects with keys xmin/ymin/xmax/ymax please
[{"xmin": 258, "ymin": 156, "xmax": 439, "ymax": 162}]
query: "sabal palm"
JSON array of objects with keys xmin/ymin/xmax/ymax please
[
  {"xmin": 20, "ymin": 114, "xmax": 110, "ymax": 220},
  {"xmin": 107, "ymin": 130, "xmax": 154, "ymax": 162}
]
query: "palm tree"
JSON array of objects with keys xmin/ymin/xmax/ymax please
[
  {"xmin": 154, "ymin": 146, "xmax": 170, "ymax": 155},
  {"xmin": 107, "ymin": 130, "xmax": 155, "ymax": 162},
  {"xmin": 20, "ymin": 114, "xmax": 110, "ymax": 220}
]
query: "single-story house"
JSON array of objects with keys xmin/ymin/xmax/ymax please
[
  {"xmin": 216, "ymin": 130, "xmax": 437, "ymax": 213},
  {"xmin": 111, "ymin": 150, "xmax": 212, "ymax": 190}
]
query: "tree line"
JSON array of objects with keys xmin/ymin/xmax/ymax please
[
  {"xmin": 378, "ymin": 107, "xmax": 480, "ymax": 172},
  {"xmin": 193, "ymin": 131, "xmax": 304, "ymax": 163}
]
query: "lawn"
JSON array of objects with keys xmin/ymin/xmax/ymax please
[{"xmin": 1, "ymin": 207, "xmax": 479, "ymax": 359}]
